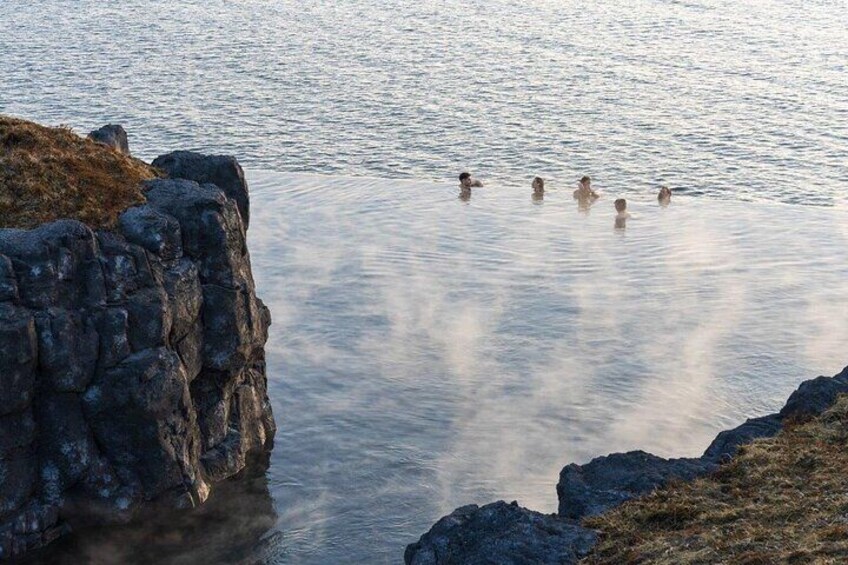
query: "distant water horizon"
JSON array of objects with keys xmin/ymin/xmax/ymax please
[{"xmin": 2, "ymin": 0, "xmax": 846, "ymax": 206}]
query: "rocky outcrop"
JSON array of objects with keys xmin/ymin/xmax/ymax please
[
  {"xmin": 405, "ymin": 501, "xmax": 597, "ymax": 565},
  {"xmin": 557, "ymin": 452, "xmax": 713, "ymax": 521},
  {"xmin": 406, "ymin": 365, "xmax": 848, "ymax": 564},
  {"xmin": 0, "ymin": 151, "xmax": 274, "ymax": 560},
  {"xmin": 556, "ymin": 365, "xmax": 848, "ymax": 523},
  {"xmin": 152, "ymin": 151, "xmax": 251, "ymax": 230},
  {"xmin": 87, "ymin": 124, "xmax": 130, "ymax": 155}
]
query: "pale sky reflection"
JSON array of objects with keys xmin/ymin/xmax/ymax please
[{"xmin": 247, "ymin": 172, "xmax": 848, "ymax": 548}]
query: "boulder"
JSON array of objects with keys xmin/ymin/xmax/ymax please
[
  {"xmin": 152, "ymin": 151, "xmax": 251, "ymax": 229},
  {"xmin": 405, "ymin": 501, "xmax": 597, "ymax": 565},
  {"xmin": 557, "ymin": 451, "xmax": 713, "ymax": 520},
  {"xmin": 780, "ymin": 367, "xmax": 848, "ymax": 421},
  {"xmin": 144, "ymin": 179, "xmax": 252, "ymax": 289},
  {"xmin": 118, "ymin": 206, "xmax": 182, "ymax": 262},
  {"xmin": 87, "ymin": 125, "xmax": 130, "ymax": 155},
  {"xmin": 0, "ymin": 220, "xmax": 105, "ymax": 310},
  {"xmin": 701, "ymin": 414, "xmax": 782, "ymax": 462}
]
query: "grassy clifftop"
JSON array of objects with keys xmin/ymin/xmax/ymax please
[
  {"xmin": 0, "ymin": 116, "xmax": 159, "ymax": 229},
  {"xmin": 584, "ymin": 396, "xmax": 848, "ymax": 564}
]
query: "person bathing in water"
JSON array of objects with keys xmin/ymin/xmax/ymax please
[
  {"xmin": 459, "ymin": 172, "xmax": 483, "ymax": 189},
  {"xmin": 614, "ymin": 198, "xmax": 630, "ymax": 229},
  {"xmin": 573, "ymin": 175, "xmax": 599, "ymax": 200},
  {"xmin": 657, "ymin": 186, "xmax": 672, "ymax": 206},
  {"xmin": 532, "ymin": 177, "xmax": 545, "ymax": 201},
  {"xmin": 458, "ymin": 172, "xmax": 483, "ymax": 199}
]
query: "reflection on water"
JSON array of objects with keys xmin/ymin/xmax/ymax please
[
  {"xmin": 244, "ymin": 172, "xmax": 847, "ymax": 563},
  {"xmin": 33, "ymin": 457, "xmax": 279, "ymax": 565}
]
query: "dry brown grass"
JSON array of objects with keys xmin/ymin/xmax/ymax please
[
  {"xmin": 0, "ymin": 115, "xmax": 159, "ymax": 229},
  {"xmin": 584, "ymin": 396, "xmax": 848, "ymax": 565}
]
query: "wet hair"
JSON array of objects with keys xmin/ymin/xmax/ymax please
[
  {"xmin": 614, "ymin": 198, "xmax": 627, "ymax": 212},
  {"xmin": 580, "ymin": 176, "xmax": 591, "ymax": 184},
  {"xmin": 658, "ymin": 186, "xmax": 671, "ymax": 197},
  {"xmin": 459, "ymin": 172, "xmax": 471, "ymax": 182},
  {"xmin": 532, "ymin": 177, "xmax": 544, "ymax": 190}
]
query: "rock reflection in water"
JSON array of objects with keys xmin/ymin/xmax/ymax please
[{"xmin": 25, "ymin": 458, "xmax": 279, "ymax": 565}]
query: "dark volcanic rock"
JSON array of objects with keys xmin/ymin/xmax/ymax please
[
  {"xmin": 557, "ymin": 451, "xmax": 713, "ymax": 520},
  {"xmin": 405, "ymin": 501, "xmax": 597, "ymax": 565},
  {"xmin": 152, "ymin": 151, "xmax": 251, "ymax": 229},
  {"xmin": 701, "ymin": 414, "xmax": 783, "ymax": 462},
  {"xmin": 0, "ymin": 154, "xmax": 273, "ymax": 560},
  {"xmin": 118, "ymin": 206, "xmax": 183, "ymax": 262},
  {"xmin": 780, "ymin": 366, "xmax": 848, "ymax": 420},
  {"xmin": 87, "ymin": 124, "xmax": 130, "ymax": 155}
]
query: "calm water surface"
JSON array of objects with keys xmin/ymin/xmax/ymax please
[{"xmin": 4, "ymin": 0, "xmax": 848, "ymax": 563}]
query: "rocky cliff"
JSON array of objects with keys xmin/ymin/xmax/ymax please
[
  {"xmin": 0, "ymin": 144, "xmax": 275, "ymax": 559},
  {"xmin": 405, "ymin": 366, "xmax": 848, "ymax": 564}
]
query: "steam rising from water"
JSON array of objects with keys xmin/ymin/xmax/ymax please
[{"xmin": 249, "ymin": 173, "xmax": 847, "ymax": 563}]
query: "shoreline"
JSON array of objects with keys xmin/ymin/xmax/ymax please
[{"xmin": 405, "ymin": 365, "xmax": 848, "ymax": 563}]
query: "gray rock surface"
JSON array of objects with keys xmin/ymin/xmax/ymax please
[
  {"xmin": 0, "ymin": 154, "xmax": 273, "ymax": 560},
  {"xmin": 701, "ymin": 414, "xmax": 782, "ymax": 462},
  {"xmin": 87, "ymin": 124, "xmax": 130, "ymax": 154},
  {"xmin": 404, "ymin": 501, "xmax": 597, "ymax": 565},
  {"xmin": 557, "ymin": 451, "xmax": 713, "ymax": 520},
  {"xmin": 152, "ymin": 151, "xmax": 251, "ymax": 229}
]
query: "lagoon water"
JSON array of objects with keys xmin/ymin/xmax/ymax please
[
  {"xmin": 33, "ymin": 173, "xmax": 848, "ymax": 564},
  {"xmin": 3, "ymin": 0, "xmax": 848, "ymax": 563}
]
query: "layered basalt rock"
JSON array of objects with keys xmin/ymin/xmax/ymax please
[
  {"xmin": 0, "ymin": 152, "xmax": 274, "ymax": 560},
  {"xmin": 406, "ymin": 366, "xmax": 848, "ymax": 564}
]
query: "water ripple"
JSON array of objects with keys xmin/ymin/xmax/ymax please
[{"xmin": 1, "ymin": 1, "xmax": 846, "ymax": 207}]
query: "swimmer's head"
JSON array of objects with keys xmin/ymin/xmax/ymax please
[
  {"xmin": 580, "ymin": 175, "xmax": 591, "ymax": 187},
  {"xmin": 532, "ymin": 177, "xmax": 545, "ymax": 193},
  {"xmin": 614, "ymin": 198, "xmax": 627, "ymax": 212},
  {"xmin": 658, "ymin": 186, "xmax": 672, "ymax": 199},
  {"xmin": 459, "ymin": 172, "xmax": 472, "ymax": 188}
]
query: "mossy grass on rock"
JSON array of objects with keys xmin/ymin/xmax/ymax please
[
  {"xmin": 0, "ymin": 116, "xmax": 158, "ymax": 229},
  {"xmin": 584, "ymin": 395, "xmax": 848, "ymax": 564}
]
